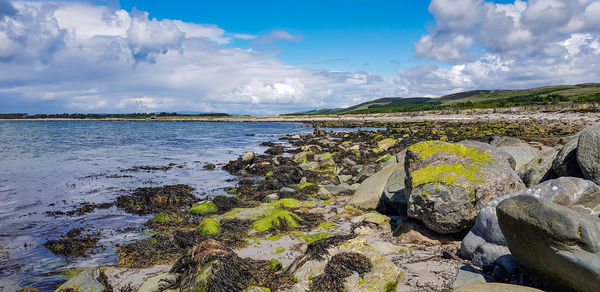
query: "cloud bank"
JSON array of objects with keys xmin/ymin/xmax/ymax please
[
  {"xmin": 0, "ymin": 0, "xmax": 599, "ymax": 114},
  {"xmin": 404, "ymin": 0, "xmax": 600, "ymax": 97},
  {"xmin": 0, "ymin": 1, "xmax": 393, "ymax": 114}
]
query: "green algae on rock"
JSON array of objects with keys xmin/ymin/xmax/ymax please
[
  {"xmin": 188, "ymin": 201, "xmax": 217, "ymax": 216},
  {"xmin": 198, "ymin": 218, "xmax": 221, "ymax": 235},
  {"xmin": 253, "ymin": 209, "xmax": 302, "ymax": 232},
  {"xmin": 405, "ymin": 140, "xmax": 525, "ymax": 234}
]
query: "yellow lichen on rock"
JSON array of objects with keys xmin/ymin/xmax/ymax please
[{"xmin": 408, "ymin": 140, "xmax": 493, "ymax": 165}]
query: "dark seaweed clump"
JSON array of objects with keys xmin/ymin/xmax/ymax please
[
  {"xmin": 118, "ymin": 228, "xmax": 250, "ymax": 268},
  {"xmin": 44, "ymin": 227, "xmax": 100, "ymax": 257},
  {"xmin": 211, "ymin": 196, "xmax": 257, "ymax": 213},
  {"xmin": 115, "ymin": 184, "xmax": 196, "ymax": 215},
  {"xmin": 310, "ymin": 252, "xmax": 373, "ymax": 292}
]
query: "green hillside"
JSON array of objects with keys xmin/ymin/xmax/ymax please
[{"xmin": 292, "ymin": 83, "xmax": 600, "ymax": 115}]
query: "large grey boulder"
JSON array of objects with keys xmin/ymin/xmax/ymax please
[
  {"xmin": 54, "ymin": 268, "xmax": 105, "ymax": 292},
  {"xmin": 376, "ymin": 168, "xmax": 407, "ymax": 215},
  {"xmin": 349, "ymin": 161, "xmax": 402, "ymax": 210},
  {"xmin": 552, "ymin": 133, "xmax": 584, "ymax": 177},
  {"xmin": 578, "ymin": 124, "xmax": 600, "ymax": 185},
  {"xmin": 498, "ymin": 146, "xmax": 537, "ymax": 170},
  {"xmin": 498, "ymin": 195, "xmax": 600, "ymax": 292},
  {"xmin": 517, "ymin": 148, "xmax": 558, "ymax": 187},
  {"xmin": 404, "ymin": 140, "xmax": 524, "ymax": 234},
  {"xmin": 376, "ymin": 150, "xmax": 407, "ymax": 215},
  {"xmin": 461, "ymin": 177, "xmax": 600, "ymax": 272}
]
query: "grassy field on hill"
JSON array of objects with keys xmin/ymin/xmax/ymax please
[{"xmin": 296, "ymin": 83, "xmax": 600, "ymax": 115}]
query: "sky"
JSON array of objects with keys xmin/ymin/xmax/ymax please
[{"xmin": 0, "ymin": 0, "xmax": 599, "ymax": 115}]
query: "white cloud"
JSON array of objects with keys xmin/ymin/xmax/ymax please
[
  {"xmin": 405, "ymin": 0, "xmax": 600, "ymax": 97},
  {"xmin": 0, "ymin": 1, "xmax": 392, "ymax": 114}
]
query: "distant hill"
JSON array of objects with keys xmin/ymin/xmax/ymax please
[{"xmin": 291, "ymin": 83, "xmax": 600, "ymax": 115}]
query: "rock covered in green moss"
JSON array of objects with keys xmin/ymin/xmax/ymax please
[
  {"xmin": 252, "ymin": 209, "xmax": 302, "ymax": 232},
  {"xmin": 197, "ymin": 218, "xmax": 220, "ymax": 235},
  {"xmin": 188, "ymin": 201, "xmax": 217, "ymax": 216},
  {"xmin": 405, "ymin": 140, "xmax": 525, "ymax": 234}
]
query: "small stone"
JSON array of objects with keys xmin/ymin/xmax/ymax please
[
  {"xmin": 263, "ymin": 193, "xmax": 279, "ymax": 202},
  {"xmin": 241, "ymin": 151, "xmax": 255, "ymax": 162},
  {"xmin": 279, "ymin": 187, "xmax": 296, "ymax": 196}
]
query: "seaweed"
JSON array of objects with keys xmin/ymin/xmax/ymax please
[
  {"xmin": 44, "ymin": 227, "xmax": 100, "ymax": 258},
  {"xmin": 310, "ymin": 252, "xmax": 373, "ymax": 292},
  {"xmin": 115, "ymin": 184, "xmax": 197, "ymax": 215}
]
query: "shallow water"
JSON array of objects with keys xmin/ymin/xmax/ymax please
[{"xmin": 0, "ymin": 120, "xmax": 314, "ymax": 291}]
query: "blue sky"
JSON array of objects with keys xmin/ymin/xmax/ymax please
[
  {"xmin": 0, "ymin": 0, "xmax": 599, "ymax": 114},
  {"xmin": 116, "ymin": 0, "xmax": 434, "ymax": 77}
]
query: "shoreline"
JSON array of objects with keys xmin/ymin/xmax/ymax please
[
  {"xmin": 16, "ymin": 118, "xmax": 600, "ymax": 291},
  {"xmin": 2, "ymin": 110, "xmax": 599, "ymax": 124}
]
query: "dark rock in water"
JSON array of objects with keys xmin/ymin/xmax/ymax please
[
  {"xmin": 310, "ymin": 252, "xmax": 372, "ymax": 292},
  {"xmin": 260, "ymin": 141, "xmax": 277, "ymax": 147},
  {"xmin": 498, "ymin": 195, "xmax": 600, "ymax": 292},
  {"xmin": 312, "ymin": 126, "xmax": 327, "ymax": 137},
  {"xmin": 44, "ymin": 227, "xmax": 100, "ymax": 257},
  {"xmin": 577, "ymin": 124, "xmax": 600, "ymax": 185},
  {"xmin": 203, "ymin": 163, "xmax": 216, "ymax": 169},
  {"xmin": 224, "ymin": 152, "xmax": 256, "ymax": 174},
  {"xmin": 265, "ymin": 146, "xmax": 285, "ymax": 155},
  {"xmin": 405, "ymin": 140, "xmax": 524, "ymax": 234},
  {"xmin": 552, "ymin": 133, "xmax": 584, "ymax": 178},
  {"xmin": 518, "ymin": 148, "xmax": 558, "ymax": 187},
  {"xmin": 115, "ymin": 184, "xmax": 196, "ymax": 215}
]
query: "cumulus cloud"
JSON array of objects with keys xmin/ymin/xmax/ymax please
[
  {"xmin": 0, "ymin": 1, "xmax": 391, "ymax": 114},
  {"xmin": 406, "ymin": 0, "xmax": 600, "ymax": 97}
]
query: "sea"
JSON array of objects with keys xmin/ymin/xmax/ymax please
[{"xmin": 0, "ymin": 120, "xmax": 318, "ymax": 291}]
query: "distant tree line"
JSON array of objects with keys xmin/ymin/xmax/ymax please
[{"xmin": 0, "ymin": 112, "xmax": 230, "ymax": 119}]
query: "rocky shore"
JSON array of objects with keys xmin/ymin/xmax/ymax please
[{"xmin": 24, "ymin": 118, "xmax": 600, "ymax": 292}]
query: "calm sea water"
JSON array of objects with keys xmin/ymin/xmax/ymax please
[{"xmin": 0, "ymin": 120, "xmax": 313, "ymax": 291}]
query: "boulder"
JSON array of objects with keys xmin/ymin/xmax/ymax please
[
  {"xmin": 451, "ymin": 266, "xmax": 487, "ymax": 289},
  {"xmin": 355, "ymin": 165, "xmax": 376, "ymax": 183},
  {"xmin": 317, "ymin": 186, "xmax": 332, "ymax": 200},
  {"xmin": 54, "ymin": 268, "xmax": 105, "ymax": 292},
  {"xmin": 498, "ymin": 146, "xmax": 537, "ymax": 170},
  {"xmin": 405, "ymin": 141, "xmax": 524, "ymax": 234},
  {"xmin": 461, "ymin": 177, "xmax": 600, "ymax": 272},
  {"xmin": 279, "ymin": 187, "xmax": 296, "ymax": 197},
  {"xmin": 498, "ymin": 195, "xmax": 600, "ymax": 292},
  {"xmin": 577, "ymin": 124, "xmax": 600, "ymax": 184},
  {"xmin": 376, "ymin": 168, "xmax": 406, "ymax": 215},
  {"xmin": 552, "ymin": 133, "xmax": 584, "ymax": 177},
  {"xmin": 349, "ymin": 161, "xmax": 402, "ymax": 210},
  {"xmin": 517, "ymin": 148, "xmax": 558, "ymax": 187},
  {"xmin": 322, "ymin": 184, "xmax": 355, "ymax": 196}
]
